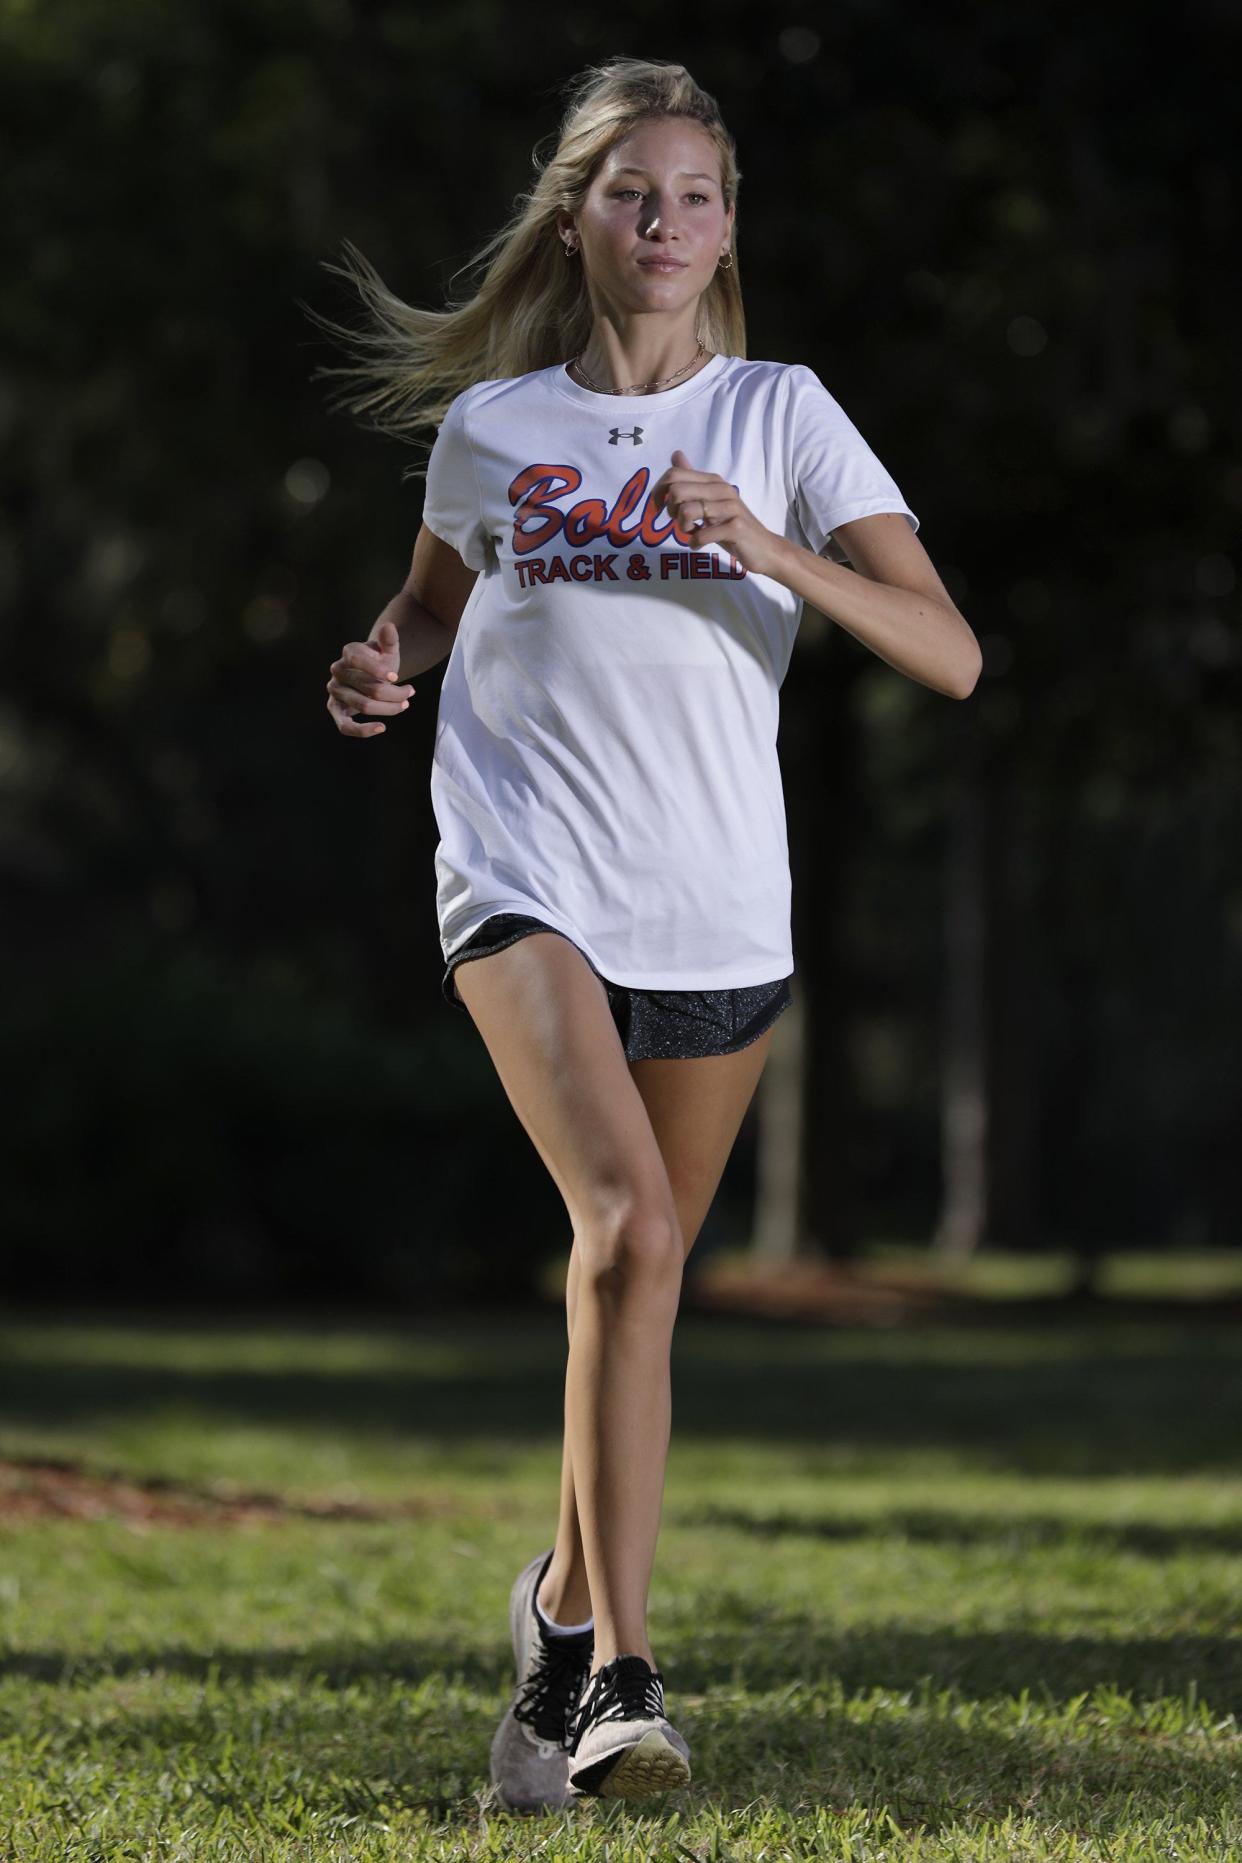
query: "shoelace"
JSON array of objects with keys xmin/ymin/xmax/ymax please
[
  {"xmin": 569, "ymin": 1654, "xmax": 666, "ymax": 1746},
  {"xmin": 513, "ymin": 1633, "xmax": 594, "ymax": 1746}
]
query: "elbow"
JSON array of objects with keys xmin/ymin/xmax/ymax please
[{"xmin": 952, "ymin": 631, "xmax": 984, "ymax": 700}]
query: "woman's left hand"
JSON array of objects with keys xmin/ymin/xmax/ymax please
[{"xmin": 649, "ymin": 449, "xmax": 786, "ymax": 578}]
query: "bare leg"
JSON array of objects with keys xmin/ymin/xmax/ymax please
[
  {"xmin": 536, "ymin": 1240, "xmax": 594, "ymax": 1624},
  {"xmin": 454, "ymin": 931, "xmax": 683, "ymax": 1674},
  {"xmin": 534, "ymin": 1033, "xmax": 780, "ymax": 1667},
  {"xmin": 541, "ymin": 1235, "xmax": 672, "ymax": 1672},
  {"xmin": 567, "ymin": 1210, "xmax": 682, "ymax": 1671}
]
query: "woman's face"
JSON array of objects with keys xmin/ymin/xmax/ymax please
[{"xmin": 564, "ymin": 118, "xmax": 733, "ymax": 318}]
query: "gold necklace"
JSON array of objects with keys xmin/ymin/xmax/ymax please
[{"xmin": 569, "ymin": 340, "xmax": 710, "ymax": 396}]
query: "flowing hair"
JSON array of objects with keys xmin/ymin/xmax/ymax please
[{"xmin": 299, "ymin": 55, "xmax": 745, "ymax": 483}]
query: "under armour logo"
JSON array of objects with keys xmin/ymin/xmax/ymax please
[{"xmin": 608, "ymin": 425, "xmax": 645, "ymax": 445}]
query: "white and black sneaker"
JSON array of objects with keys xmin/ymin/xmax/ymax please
[{"xmin": 566, "ymin": 1652, "xmax": 692, "ymax": 1800}]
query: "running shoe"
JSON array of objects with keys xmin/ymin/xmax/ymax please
[
  {"xmin": 489, "ymin": 1546, "xmax": 594, "ymax": 1810},
  {"xmin": 566, "ymin": 1652, "xmax": 692, "ymax": 1800}
]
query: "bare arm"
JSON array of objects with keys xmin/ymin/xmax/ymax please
[
  {"xmin": 367, "ymin": 588, "xmax": 455, "ymax": 679},
  {"xmin": 767, "ymin": 513, "xmax": 981, "ymax": 700},
  {"xmin": 369, "ymin": 523, "xmax": 481, "ymax": 680}
]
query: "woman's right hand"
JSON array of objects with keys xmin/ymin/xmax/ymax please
[{"xmin": 325, "ymin": 618, "xmax": 416, "ymax": 738}]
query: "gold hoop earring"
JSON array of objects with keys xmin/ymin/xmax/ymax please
[{"xmin": 718, "ymin": 252, "xmax": 733, "ymax": 269}]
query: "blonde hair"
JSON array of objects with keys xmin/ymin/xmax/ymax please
[{"xmin": 300, "ymin": 56, "xmax": 745, "ymax": 481}]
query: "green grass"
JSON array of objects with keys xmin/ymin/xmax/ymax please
[{"xmin": 0, "ymin": 1300, "xmax": 1239, "ymax": 1860}]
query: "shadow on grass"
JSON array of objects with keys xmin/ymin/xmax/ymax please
[
  {"xmin": 2, "ymin": 1310, "xmax": 1240, "ymax": 1477},
  {"xmin": 671, "ymin": 1502, "xmax": 1242, "ymax": 1559},
  {"xmin": 6, "ymin": 1620, "xmax": 1239, "ymax": 1712}
]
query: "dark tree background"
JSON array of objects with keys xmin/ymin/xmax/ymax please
[{"xmin": 2, "ymin": 5, "xmax": 1237, "ymax": 1306}]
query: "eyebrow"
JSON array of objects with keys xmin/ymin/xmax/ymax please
[{"xmin": 611, "ymin": 166, "xmax": 716, "ymax": 184}]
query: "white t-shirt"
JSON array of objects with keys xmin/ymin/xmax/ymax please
[{"xmin": 421, "ymin": 351, "xmax": 919, "ymax": 990}]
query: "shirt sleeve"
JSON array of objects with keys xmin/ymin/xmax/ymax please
[
  {"xmin": 785, "ymin": 363, "xmax": 919, "ymax": 564},
  {"xmin": 421, "ymin": 390, "xmax": 491, "ymax": 572}
]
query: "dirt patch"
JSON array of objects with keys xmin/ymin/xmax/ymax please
[
  {"xmin": 0, "ymin": 1458, "xmax": 471, "ymax": 1530},
  {"xmin": 683, "ymin": 1260, "xmax": 1242, "ymax": 1326},
  {"xmin": 686, "ymin": 1260, "xmax": 951, "ymax": 1324}
]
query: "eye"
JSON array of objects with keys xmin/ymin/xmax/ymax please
[{"xmin": 613, "ymin": 189, "xmax": 711, "ymax": 204}]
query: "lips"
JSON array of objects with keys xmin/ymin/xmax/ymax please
[{"xmin": 638, "ymin": 258, "xmax": 687, "ymax": 270}]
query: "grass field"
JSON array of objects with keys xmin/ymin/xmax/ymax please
[{"xmin": 0, "ymin": 1288, "xmax": 1239, "ymax": 1860}]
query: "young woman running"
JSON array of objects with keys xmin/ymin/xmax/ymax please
[{"xmin": 320, "ymin": 56, "xmax": 979, "ymax": 1811}]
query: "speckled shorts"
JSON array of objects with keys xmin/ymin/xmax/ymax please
[{"xmin": 442, "ymin": 912, "xmax": 793, "ymax": 1062}]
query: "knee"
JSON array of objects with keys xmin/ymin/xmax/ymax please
[{"xmin": 576, "ymin": 1197, "xmax": 683, "ymax": 1293}]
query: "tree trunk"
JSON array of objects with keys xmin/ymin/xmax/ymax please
[
  {"xmin": 934, "ymin": 728, "xmax": 989, "ymax": 1264},
  {"xmin": 753, "ymin": 616, "xmax": 862, "ymax": 1262},
  {"xmin": 751, "ymin": 987, "xmax": 805, "ymax": 1261}
]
